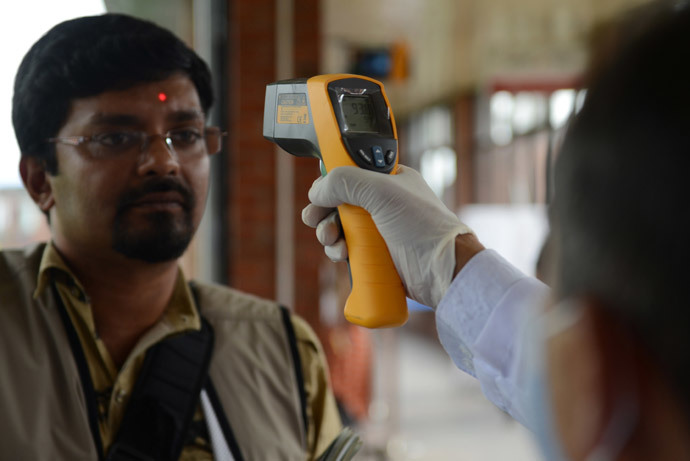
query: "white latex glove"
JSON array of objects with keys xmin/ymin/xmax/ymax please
[{"xmin": 302, "ymin": 165, "xmax": 473, "ymax": 308}]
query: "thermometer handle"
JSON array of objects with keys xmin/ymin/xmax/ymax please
[{"xmin": 339, "ymin": 203, "xmax": 408, "ymax": 328}]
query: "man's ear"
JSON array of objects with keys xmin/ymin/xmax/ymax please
[{"xmin": 19, "ymin": 156, "xmax": 55, "ymax": 212}]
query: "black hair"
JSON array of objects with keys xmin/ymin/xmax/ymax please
[
  {"xmin": 553, "ymin": 1, "xmax": 690, "ymax": 419},
  {"xmin": 12, "ymin": 13, "xmax": 213, "ymax": 174}
]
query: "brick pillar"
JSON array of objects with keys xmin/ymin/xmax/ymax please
[
  {"xmin": 226, "ymin": 0, "xmax": 277, "ymax": 298},
  {"xmin": 455, "ymin": 93, "xmax": 476, "ymax": 207},
  {"xmin": 225, "ymin": 0, "xmax": 324, "ymax": 331},
  {"xmin": 292, "ymin": 0, "xmax": 324, "ymax": 327}
]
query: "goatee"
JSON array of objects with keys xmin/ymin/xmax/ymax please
[{"xmin": 111, "ymin": 178, "xmax": 196, "ymax": 262}]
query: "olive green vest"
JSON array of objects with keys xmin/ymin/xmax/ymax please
[{"xmin": 0, "ymin": 244, "xmax": 308, "ymax": 460}]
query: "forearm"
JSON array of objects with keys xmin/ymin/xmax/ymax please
[{"xmin": 453, "ymin": 233, "xmax": 485, "ymax": 279}]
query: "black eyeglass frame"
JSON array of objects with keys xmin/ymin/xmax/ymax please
[{"xmin": 46, "ymin": 126, "xmax": 227, "ymax": 157}]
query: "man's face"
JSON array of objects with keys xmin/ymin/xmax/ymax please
[{"xmin": 46, "ymin": 74, "xmax": 211, "ymax": 264}]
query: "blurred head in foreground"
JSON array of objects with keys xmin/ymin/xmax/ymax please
[{"xmin": 545, "ymin": 1, "xmax": 690, "ymax": 459}]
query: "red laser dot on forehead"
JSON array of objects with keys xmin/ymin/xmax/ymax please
[{"xmin": 158, "ymin": 92, "xmax": 167, "ymax": 102}]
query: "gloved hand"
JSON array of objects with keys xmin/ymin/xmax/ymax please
[{"xmin": 302, "ymin": 165, "xmax": 474, "ymax": 308}]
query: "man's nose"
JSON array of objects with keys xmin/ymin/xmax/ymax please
[{"xmin": 136, "ymin": 135, "xmax": 180, "ymax": 176}]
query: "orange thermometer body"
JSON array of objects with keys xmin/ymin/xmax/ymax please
[{"xmin": 263, "ymin": 74, "xmax": 408, "ymax": 328}]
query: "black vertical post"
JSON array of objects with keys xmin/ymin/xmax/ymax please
[{"xmin": 209, "ymin": 0, "xmax": 230, "ymax": 284}]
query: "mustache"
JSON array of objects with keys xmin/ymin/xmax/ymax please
[{"xmin": 115, "ymin": 177, "xmax": 195, "ymax": 214}]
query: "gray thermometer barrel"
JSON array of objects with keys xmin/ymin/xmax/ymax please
[{"xmin": 263, "ymin": 79, "xmax": 321, "ymax": 159}]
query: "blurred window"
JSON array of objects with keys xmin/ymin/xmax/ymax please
[
  {"xmin": 512, "ymin": 92, "xmax": 548, "ymax": 135},
  {"xmin": 406, "ymin": 105, "xmax": 457, "ymax": 204},
  {"xmin": 489, "ymin": 91, "xmax": 514, "ymax": 145},
  {"xmin": 481, "ymin": 84, "xmax": 584, "ymax": 205},
  {"xmin": 549, "ymin": 89, "xmax": 576, "ymax": 129},
  {"xmin": 489, "ymin": 87, "xmax": 583, "ymax": 147},
  {"xmin": 420, "ymin": 146, "xmax": 457, "ymax": 198}
]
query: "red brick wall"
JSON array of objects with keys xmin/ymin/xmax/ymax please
[
  {"xmin": 292, "ymin": 0, "xmax": 324, "ymax": 326},
  {"xmin": 226, "ymin": 0, "xmax": 325, "ymax": 330},
  {"xmin": 227, "ymin": 0, "xmax": 277, "ymax": 299}
]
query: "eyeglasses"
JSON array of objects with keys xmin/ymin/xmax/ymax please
[{"xmin": 47, "ymin": 126, "xmax": 226, "ymax": 158}]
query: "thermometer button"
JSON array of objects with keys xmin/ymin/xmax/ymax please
[
  {"xmin": 357, "ymin": 148, "xmax": 373, "ymax": 165},
  {"xmin": 372, "ymin": 146, "xmax": 386, "ymax": 168},
  {"xmin": 385, "ymin": 150, "xmax": 396, "ymax": 165}
]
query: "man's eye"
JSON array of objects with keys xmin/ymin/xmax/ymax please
[
  {"xmin": 169, "ymin": 129, "xmax": 202, "ymax": 145},
  {"xmin": 93, "ymin": 132, "xmax": 138, "ymax": 148}
]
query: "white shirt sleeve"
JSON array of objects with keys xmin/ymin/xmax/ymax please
[{"xmin": 435, "ymin": 249, "xmax": 549, "ymax": 425}]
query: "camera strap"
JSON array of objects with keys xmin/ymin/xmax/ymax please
[
  {"xmin": 53, "ymin": 282, "xmax": 216, "ymax": 461},
  {"xmin": 106, "ymin": 315, "xmax": 215, "ymax": 461}
]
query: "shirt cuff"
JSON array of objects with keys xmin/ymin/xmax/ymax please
[{"xmin": 435, "ymin": 249, "xmax": 545, "ymax": 377}]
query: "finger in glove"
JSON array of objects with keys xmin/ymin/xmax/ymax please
[
  {"xmin": 324, "ymin": 239, "xmax": 349, "ymax": 262},
  {"xmin": 302, "ymin": 203, "xmax": 335, "ymax": 228},
  {"xmin": 316, "ymin": 211, "xmax": 342, "ymax": 246}
]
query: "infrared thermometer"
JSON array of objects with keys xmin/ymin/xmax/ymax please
[{"xmin": 263, "ymin": 74, "xmax": 407, "ymax": 328}]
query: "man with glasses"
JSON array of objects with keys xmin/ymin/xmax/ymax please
[{"xmin": 1, "ymin": 13, "xmax": 340, "ymax": 460}]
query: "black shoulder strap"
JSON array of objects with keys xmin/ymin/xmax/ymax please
[
  {"xmin": 107, "ymin": 318, "xmax": 215, "ymax": 461},
  {"xmin": 56, "ymin": 279, "xmax": 305, "ymax": 460},
  {"xmin": 52, "ymin": 283, "xmax": 105, "ymax": 461},
  {"xmin": 53, "ymin": 278, "xmax": 214, "ymax": 461},
  {"xmin": 203, "ymin": 378, "xmax": 246, "ymax": 461},
  {"xmin": 279, "ymin": 306, "xmax": 309, "ymax": 437}
]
